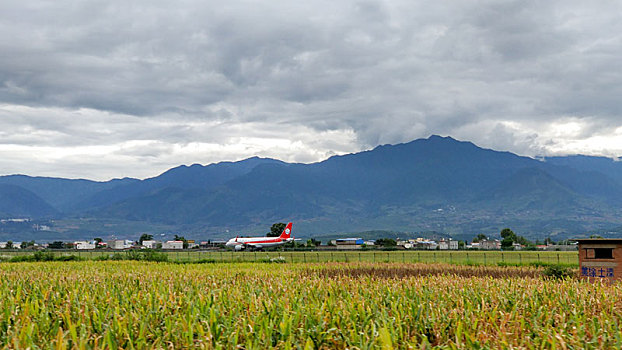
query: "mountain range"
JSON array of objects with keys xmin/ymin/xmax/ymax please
[{"xmin": 3, "ymin": 135, "xmax": 622, "ymax": 241}]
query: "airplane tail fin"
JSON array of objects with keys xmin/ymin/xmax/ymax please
[{"xmin": 279, "ymin": 222, "xmax": 293, "ymax": 239}]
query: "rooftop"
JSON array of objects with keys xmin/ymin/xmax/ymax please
[{"xmin": 574, "ymin": 238, "xmax": 622, "ymax": 244}]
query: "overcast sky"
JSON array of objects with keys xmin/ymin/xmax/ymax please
[{"xmin": 1, "ymin": 0, "xmax": 622, "ymax": 180}]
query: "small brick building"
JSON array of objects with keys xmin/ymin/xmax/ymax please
[{"xmin": 576, "ymin": 239, "xmax": 622, "ymax": 282}]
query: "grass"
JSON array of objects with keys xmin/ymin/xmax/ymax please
[
  {"xmin": 0, "ymin": 260, "xmax": 618, "ymax": 348},
  {"xmin": 95, "ymin": 250, "xmax": 169, "ymax": 262},
  {"xmin": 308, "ymin": 262, "xmax": 550, "ymax": 279},
  {"xmin": 5, "ymin": 251, "xmax": 83, "ymax": 262},
  {"xmin": 0, "ymin": 249, "xmax": 579, "ymax": 266}
]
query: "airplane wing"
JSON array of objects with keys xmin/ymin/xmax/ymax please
[{"xmin": 244, "ymin": 243, "xmax": 263, "ymax": 248}]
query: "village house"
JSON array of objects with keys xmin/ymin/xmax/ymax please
[
  {"xmin": 107, "ymin": 240, "xmax": 133, "ymax": 250},
  {"xmin": 162, "ymin": 241, "xmax": 184, "ymax": 250},
  {"xmin": 439, "ymin": 239, "xmax": 459, "ymax": 250},
  {"xmin": 415, "ymin": 240, "xmax": 438, "ymax": 250},
  {"xmin": 75, "ymin": 241, "xmax": 96, "ymax": 250},
  {"xmin": 478, "ymin": 239, "xmax": 501, "ymax": 250},
  {"xmin": 142, "ymin": 240, "xmax": 160, "ymax": 249}
]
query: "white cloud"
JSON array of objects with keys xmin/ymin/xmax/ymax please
[
  {"xmin": 1, "ymin": 0, "xmax": 622, "ymax": 179},
  {"xmin": 0, "ymin": 104, "xmax": 359, "ymax": 179}
]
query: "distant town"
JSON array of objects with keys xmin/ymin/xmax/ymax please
[
  {"xmin": 0, "ymin": 217, "xmax": 581, "ymax": 252},
  {"xmin": 0, "ymin": 235, "xmax": 578, "ymax": 251}
]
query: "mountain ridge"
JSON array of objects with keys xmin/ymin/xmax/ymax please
[{"xmin": 2, "ymin": 135, "xmax": 622, "ymax": 241}]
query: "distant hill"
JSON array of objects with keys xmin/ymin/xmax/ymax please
[
  {"xmin": 83, "ymin": 135, "xmax": 622, "ymax": 240},
  {"xmin": 477, "ymin": 167, "xmax": 583, "ymax": 211},
  {"xmin": 74, "ymin": 157, "xmax": 284, "ymax": 210},
  {"xmin": 545, "ymin": 155, "xmax": 622, "ymax": 185},
  {"xmin": 3, "ymin": 135, "xmax": 622, "ymax": 241},
  {"xmin": 0, "ymin": 175, "xmax": 139, "ymax": 212},
  {"xmin": 0, "ymin": 184, "xmax": 57, "ymax": 217}
]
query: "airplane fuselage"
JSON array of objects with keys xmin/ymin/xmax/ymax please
[
  {"xmin": 226, "ymin": 222, "xmax": 294, "ymax": 250},
  {"xmin": 225, "ymin": 236, "xmax": 293, "ymax": 250}
]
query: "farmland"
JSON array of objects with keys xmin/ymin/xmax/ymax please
[
  {"xmin": 1, "ymin": 260, "xmax": 621, "ymax": 349},
  {"xmin": 0, "ymin": 250, "xmax": 579, "ymax": 266}
]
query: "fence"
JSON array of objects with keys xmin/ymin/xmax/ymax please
[{"xmin": 0, "ymin": 250, "xmax": 579, "ymax": 266}]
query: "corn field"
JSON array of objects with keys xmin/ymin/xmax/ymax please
[
  {"xmin": 0, "ymin": 250, "xmax": 579, "ymax": 266},
  {"xmin": 0, "ymin": 261, "xmax": 620, "ymax": 349}
]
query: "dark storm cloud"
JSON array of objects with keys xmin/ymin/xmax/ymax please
[{"xmin": 1, "ymin": 0, "xmax": 622, "ymax": 179}]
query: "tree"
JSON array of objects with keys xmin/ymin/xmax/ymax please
[
  {"xmin": 174, "ymin": 235, "xmax": 188, "ymax": 249},
  {"xmin": 5, "ymin": 241, "xmax": 13, "ymax": 249},
  {"xmin": 500, "ymin": 228, "xmax": 517, "ymax": 249},
  {"xmin": 48, "ymin": 241, "xmax": 64, "ymax": 249},
  {"xmin": 515, "ymin": 235, "xmax": 531, "ymax": 246},
  {"xmin": 139, "ymin": 234, "xmax": 153, "ymax": 245},
  {"xmin": 501, "ymin": 238, "xmax": 513, "ymax": 249},
  {"xmin": 283, "ymin": 239, "xmax": 302, "ymax": 250},
  {"xmin": 458, "ymin": 241, "xmax": 466, "ymax": 249},
  {"xmin": 375, "ymin": 238, "xmax": 397, "ymax": 247},
  {"xmin": 20, "ymin": 240, "xmax": 35, "ymax": 249},
  {"xmin": 500, "ymin": 228, "xmax": 516, "ymax": 240},
  {"xmin": 306, "ymin": 238, "xmax": 321, "ymax": 247},
  {"xmin": 94, "ymin": 237, "xmax": 103, "ymax": 248},
  {"xmin": 473, "ymin": 234, "xmax": 487, "ymax": 243},
  {"xmin": 268, "ymin": 223, "xmax": 286, "ymax": 237}
]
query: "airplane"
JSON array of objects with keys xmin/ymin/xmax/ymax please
[{"xmin": 225, "ymin": 222, "xmax": 296, "ymax": 251}]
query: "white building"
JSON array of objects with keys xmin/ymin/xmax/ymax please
[
  {"xmin": 426, "ymin": 242, "xmax": 438, "ymax": 250},
  {"xmin": 142, "ymin": 240, "xmax": 159, "ymax": 249},
  {"xmin": 75, "ymin": 241, "xmax": 96, "ymax": 250},
  {"xmin": 398, "ymin": 239, "xmax": 417, "ymax": 247},
  {"xmin": 0, "ymin": 218, "xmax": 29, "ymax": 223},
  {"xmin": 439, "ymin": 240, "xmax": 449, "ymax": 250},
  {"xmin": 162, "ymin": 241, "xmax": 184, "ymax": 249},
  {"xmin": 479, "ymin": 239, "xmax": 501, "ymax": 250},
  {"xmin": 33, "ymin": 224, "xmax": 51, "ymax": 231},
  {"xmin": 449, "ymin": 240, "xmax": 459, "ymax": 250},
  {"xmin": 414, "ymin": 240, "xmax": 438, "ymax": 250},
  {"xmin": 439, "ymin": 239, "xmax": 460, "ymax": 250},
  {"xmin": 107, "ymin": 240, "xmax": 132, "ymax": 250}
]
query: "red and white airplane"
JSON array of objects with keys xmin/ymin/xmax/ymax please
[{"xmin": 226, "ymin": 222, "xmax": 295, "ymax": 251}]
